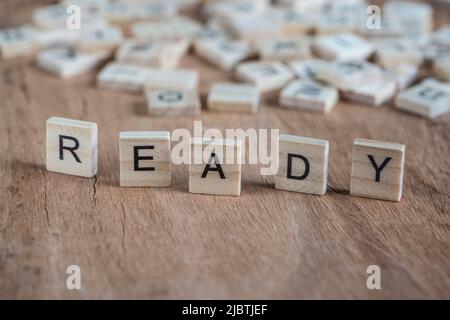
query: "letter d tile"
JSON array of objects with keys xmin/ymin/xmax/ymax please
[{"xmin": 275, "ymin": 134, "xmax": 329, "ymax": 196}]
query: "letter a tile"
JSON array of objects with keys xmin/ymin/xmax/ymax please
[
  {"xmin": 46, "ymin": 117, "xmax": 98, "ymax": 177},
  {"xmin": 189, "ymin": 138, "xmax": 242, "ymax": 196},
  {"xmin": 350, "ymin": 138, "xmax": 405, "ymax": 202},
  {"xmin": 275, "ymin": 134, "xmax": 329, "ymax": 195}
]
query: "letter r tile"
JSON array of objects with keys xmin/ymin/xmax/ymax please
[
  {"xmin": 46, "ymin": 117, "xmax": 98, "ymax": 177},
  {"xmin": 275, "ymin": 134, "xmax": 329, "ymax": 195},
  {"xmin": 119, "ymin": 131, "xmax": 171, "ymax": 187},
  {"xmin": 350, "ymin": 138, "xmax": 405, "ymax": 202}
]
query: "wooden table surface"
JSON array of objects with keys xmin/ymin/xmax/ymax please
[{"xmin": 0, "ymin": 1, "xmax": 449, "ymax": 299}]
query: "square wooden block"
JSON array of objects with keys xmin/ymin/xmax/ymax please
[
  {"xmin": 78, "ymin": 24, "xmax": 123, "ymax": 53},
  {"xmin": 343, "ymin": 75, "xmax": 397, "ymax": 107},
  {"xmin": 194, "ymin": 38, "xmax": 253, "ymax": 71},
  {"xmin": 46, "ymin": 117, "xmax": 98, "ymax": 178},
  {"xmin": 145, "ymin": 69, "xmax": 199, "ymax": 91},
  {"xmin": 235, "ymin": 61, "xmax": 294, "ymax": 93},
  {"xmin": 102, "ymin": 1, "xmax": 176, "ymax": 22},
  {"xmin": 32, "ymin": 4, "xmax": 95, "ymax": 29},
  {"xmin": 271, "ymin": 8, "xmax": 314, "ymax": 37},
  {"xmin": 275, "ymin": 134, "xmax": 329, "ymax": 196},
  {"xmin": 207, "ymin": 83, "xmax": 260, "ymax": 113},
  {"xmin": 146, "ymin": 89, "xmax": 201, "ymax": 117},
  {"xmin": 384, "ymin": 1, "xmax": 432, "ymax": 35},
  {"xmin": 313, "ymin": 33, "xmax": 374, "ymax": 61},
  {"xmin": 372, "ymin": 38, "xmax": 424, "ymax": 69},
  {"xmin": 314, "ymin": 14, "xmax": 357, "ymax": 35},
  {"xmin": 434, "ymin": 57, "xmax": 450, "ymax": 82},
  {"xmin": 224, "ymin": 15, "xmax": 282, "ymax": 44},
  {"xmin": 316, "ymin": 60, "xmax": 382, "ymax": 91},
  {"xmin": 97, "ymin": 63, "xmax": 152, "ymax": 93},
  {"xmin": 277, "ymin": 0, "xmax": 328, "ymax": 12},
  {"xmin": 119, "ymin": 131, "xmax": 171, "ymax": 187},
  {"xmin": 280, "ymin": 80, "xmax": 338, "ymax": 113},
  {"xmin": 189, "ymin": 138, "xmax": 242, "ymax": 197},
  {"xmin": 193, "ymin": 25, "xmax": 227, "ymax": 43},
  {"xmin": 432, "ymin": 26, "xmax": 450, "ymax": 47},
  {"xmin": 116, "ymin": 39, "xmax": 188, "ymax": 69},
  {"xmin": 395, "ymin": 78, "xmax": 450, "ymax": 119},
  {"xmin": 116, "ymin": 40, "xmax": 169, "ymax": 68},
  {"xmin": 289, "ymin": 59, "xmax": 326, "ymax": 80},
  {"xmin": 205, "ymin": 0, "xmax": 267, "ymax": 20},
  {"xmin": 36, "ymin": 48, "xmax": 108, "ymax": 78},
  {"xmin": 350, "ymin": 138, "xmax": 405, "ymax": 202},
  {"xmin": 257, "ymin": 37, "xmax": 311, "ymax": 62},
  {"xmin": 0, "ymin": 25, "xmax": 38, "ymax": 59},
  {"xmin": 35, "ymin": 27, "xmax": 80, "ymax": 49},
  {"xmin": 383, "ymin": 64, "xmax": 418, "ymax": 91},
  {"xmin": 131, "ymin": 17, "xmax": 202, "ymax": 42}
]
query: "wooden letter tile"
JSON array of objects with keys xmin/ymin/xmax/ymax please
[
  {"xmin": 316, "ymin": 60, "xmax": 382, "ymax": 91},
  {"xmin": 35, "ymin": 28, "xmax": 80, "ymax": 49},
  {"xmin": 312, "ymin": 33, "xmax": 374, "ymax": 61},
  {"xmin": 116, "ymin": 40, "xmax": 167, "ymax": 68},
  {"xmin": 146, "ymin": 89, "xmax": 200, "ymax": 117},
  {"xmin": 280, "ymin": 80, "xmax": 338, "ymax": 113},
  {"xmin": 342, "ymin": 75, "xmax": 397, "ymax": 107},
  {"xmin": 223, "ymin": 15, "xmax": 282, "ymax": 44},
  {"xmin": 116, "ymin": 40, "xmax": 187, "ymax": 69},
  {"xmin": 194, "ymin": 39, "xmax": 253, "ymax": 71},
  {"xmin": 275, "ymin": 134, "xmax": 329, "ymax": 196},
  {"xmin": 257, "ymin": 37, "xmax": 311, "ymax": 62},
  {"xmin": 235, "ymin": 61, "xmax": 294, "ymax": 93},
  {"xmin": 33, "ymin": 4, "xmax": 83, "ymax": 29},
  {"xmin": 350, "ymin": 138, "xmax": 405, "ymax": 202},
  {"xmin": 395, "ymin": 78, "xmax": 450, "ymax": 119},
  {"xmin": 32, "ymin": 3, "xmax": 99, "ymax": 30},
  {"xmin": 97, "ymin": 63, "xmax": 151, "ymax": 93},
  {"xmin": 0, "ymin": 25, "xmax": 38, "ymax": 59},
  {"xmin": 131, "ymin": 17, "xmax": 202, "ymax": 42},
  {"xmin": 434, "ymin": 57, "xmax": 450, "ymax": 82},
  {"xmin": 314, "ymin": 12, "xmax": 359, "ymax": 35},
  {"xmin": 36, "ymin": 48, "xmax": 108, "ymax": 78},
  {"xmin": 189, "ymin": 139, "xmax": 242, "ymax": 196},
  {"xmin": 119, "ymin": 131, "xmax": 171, "ymax": 187},
  {"xmin": 46, "ymin": 117, "xmax": 98, "ymax": 178},
  {"xmin": 207, "ymin": 83, "xmax": 260, "ymax": 113},
  {"xmin": 372, "ymin": 39, "xmax": 424, "ymax": 69},
  {"xmin": 382, "ymin": 64, "xmax": 418, "ymax": 91},
  {"xmin": 145, "ymin": 69, "xmax": 199, "ymax": 91},
  {"xmin": 270, "ymin": 8, "xmax": 315, "ymax": 37},
  {"xmin": 78, "ymin": 24, "xmax": 123, "ymax": 53},
  {"xmin": 289, "ymin": 59, "xmax": 326, "ymax": 80}
]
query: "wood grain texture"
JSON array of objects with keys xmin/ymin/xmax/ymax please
[{"xmin": 0, "ymin": 0, "xmax": 449, "ymax": 299}]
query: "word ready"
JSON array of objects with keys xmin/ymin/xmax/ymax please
[{"xmin": 46, "ymin": 117, "xmax": 406, "ymax": 202}]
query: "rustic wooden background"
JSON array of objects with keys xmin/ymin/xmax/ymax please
[{"xmin": 0, "ymin": 0, "xmax": 449, "ymax": 299}]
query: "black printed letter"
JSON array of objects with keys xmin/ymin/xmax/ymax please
[
  {"xmin": 201, "ymin": 152, "xmax": 225, "ymax": 179},
  {"xmin": 367, "ymin": 155, "xmax": 392, "ymax": 182},
  {"xmin": 134, "ymin": 146, "xmax": 155, "ymax": 171},
  {"xmin": 287, "ymin": 153, "xmax": 309, "ymax": 180},
  {"xmin": 59, "ymin": 135, "xmax": 81, "ymax": 163}
]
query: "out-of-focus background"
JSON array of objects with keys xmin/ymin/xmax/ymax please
[{"xmin": 0, "ymin": 0, "xmax": 449, "ymax": 299}]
